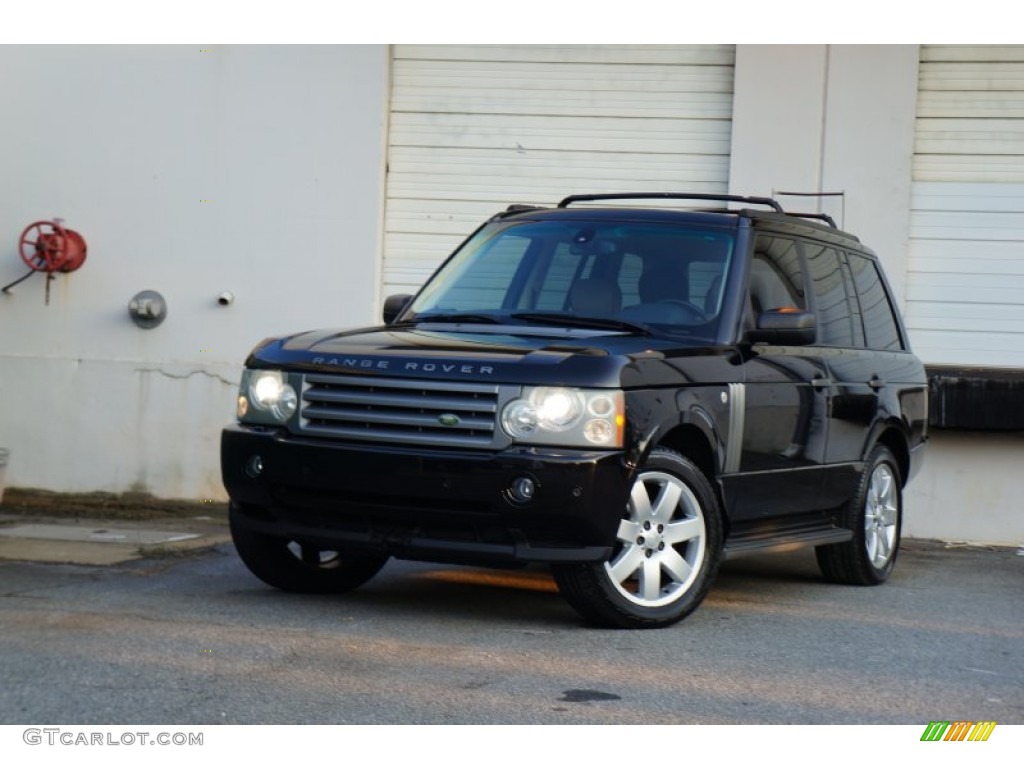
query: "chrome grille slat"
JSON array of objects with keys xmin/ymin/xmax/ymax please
[
  {"xmin": 296, "ymin": 373, "xmax": 514, "ymax": 450},
  {"xmin": 304, "ymin": 389, "xmax": 498, "ymax": 413},
  {"xmin": 302, "ymin": 406, "xmax": 494, "ymax": 431},
  {"xmin": 299, "ymin": 424, "xmax": 496, "ymax": 449}
]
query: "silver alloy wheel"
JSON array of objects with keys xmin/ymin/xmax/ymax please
[
  {"xmin": 605, "ymin": 470, "xmax": 706, "ymax": 607},
  {"xmin": 864, "ymin": 464, "xmax": 898, "ymax": 569},
  {"xmin": 286, "ymin": 541, "xmax": 341, "ymax": 568}
]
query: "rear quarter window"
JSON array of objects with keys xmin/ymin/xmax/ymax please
[{"xmin": 847, "ymin": 252, "xmax": 905, "ymax": 351}]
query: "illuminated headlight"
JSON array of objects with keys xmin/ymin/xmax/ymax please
[
  {"xmin": 501, "ymin": 387, "xmax": 623, "ymax": 447},
  {"xmin": 237, "ymin": 369, "xmax": 298, "ymax": 424}
]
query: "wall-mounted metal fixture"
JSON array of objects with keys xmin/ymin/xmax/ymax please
[
  {"xmin": 217, "ymin": 291, "xmax": 235, "ymax": 306},
  {"xmin": 128, "ymin": 290, "xmax": 167, "ymax": 329},
  {"xmin": 3, "ymin": 218, "xmax": 88, "ymax": 304}
]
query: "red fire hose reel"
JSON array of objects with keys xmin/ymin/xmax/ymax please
[
  {"xmin": 3, "ymin": 219, "xmax": 88, "ymax": 303},
  {"xmin": 19, "ymin": 220, "xmax": 88, "ymax": 273}
]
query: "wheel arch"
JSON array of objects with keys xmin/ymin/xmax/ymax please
[
  {"xmin": 650, "ymin": 423, "xmax": 730, "ymax": 536},
  {"xmin": 871, "ymin": 422, "xmax": 911, "ymax": 488},
  {"xmin": 623, "ymin": 389, "xmax": 727, "ymax": 530},
  {"xmin": 655, "ymin": 424, "xmax": 717, "ymax": 484}
]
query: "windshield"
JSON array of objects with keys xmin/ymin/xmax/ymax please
[{"xmin": 406, "ymin": 219, "xmax": 736, "ymax": 339}]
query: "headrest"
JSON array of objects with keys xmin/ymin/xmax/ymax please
[{"xmin": 569, "ymin": 279, "xmax": 622, "ymax": 315}]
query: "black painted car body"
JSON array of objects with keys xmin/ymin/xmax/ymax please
[{"xmin": 222, "ymin": 194, "xmax": 927, "ymax": 628}]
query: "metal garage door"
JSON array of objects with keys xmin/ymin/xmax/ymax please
[
  {"xmin": 382, "ymin": 44, "xmax": 736, "ymax": 296},
  {"xmin": 909, "ymin": 45, "xmax": 1024, "ymax": 367}
]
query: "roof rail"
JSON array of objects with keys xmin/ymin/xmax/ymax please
[
  {"xmin": 557, "ymin": 192, "xmax": 785, "ymax": 214},
  {"xmin": 786, "ymin": 212, "xmax": 838, "ymax": 228}
]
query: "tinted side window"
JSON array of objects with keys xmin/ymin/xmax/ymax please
[
  {"xmin": 804, "ymin": 242, "xmax": 856, "ymax": 347},
  {"xmin": 838, "ymin": 255, "xmax": 867, "ymax": 348},
  {"xmin": 748, "ymin": 235, "xmax": 806, "ymax": 316},
  {"xmin": 847, "ymin": 252, "xmax": 905, "ymax": 350}
]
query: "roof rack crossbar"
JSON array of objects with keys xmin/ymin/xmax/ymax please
[{"xmin": 557, "ymin": 192, "xmax": 785, "ymax": 214}]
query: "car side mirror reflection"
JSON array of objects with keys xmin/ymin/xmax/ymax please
[
  {"xmin": 748, "ymin": 309, "xmax": 816, "ymax": 345},
  {"xmin": 382, "ymin": 294, "xmax": 413, "ymax": 325}
]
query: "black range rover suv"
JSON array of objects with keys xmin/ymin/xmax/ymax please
[{"xmin": 222, "ymin": 193, "xmax": 928, "ymax": 628}]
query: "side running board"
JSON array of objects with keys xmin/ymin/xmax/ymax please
[{"xmin": 724, "ymin": 515, "xmax": 853, "ymax": 559}]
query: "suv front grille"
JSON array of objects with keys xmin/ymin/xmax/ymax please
[{"xmin": 295, "ymin": 374, "xmax": 515, "ymax": 450}]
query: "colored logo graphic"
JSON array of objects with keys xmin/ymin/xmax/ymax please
[{"xmin": 920, "ymin": 721, "xmax": 997, "ymax": 742}]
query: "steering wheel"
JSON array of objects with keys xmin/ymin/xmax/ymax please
[{"xmin": 655, "ymin": 299, "xmax": 708, "ymax": 323}]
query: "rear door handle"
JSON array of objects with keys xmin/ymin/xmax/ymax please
[
  {"xmin": 868, "ymin": 376, "xmax": 885, "ymax": 390},
  {"xmin": 811, "ymin": 377, "xmax": 831, "ymax": 389}
]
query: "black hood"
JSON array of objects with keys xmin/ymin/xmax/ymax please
[{"xmin": 245, "ymin": 323, "xmax": 690, "ymax": 387}]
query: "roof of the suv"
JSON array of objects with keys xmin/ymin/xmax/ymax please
[{"xmin": 492, "ymin": 192, "xmax": 864, "ymax": 250}]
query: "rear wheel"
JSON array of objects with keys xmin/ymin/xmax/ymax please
[
  {"xmin": 816, "ymin": 444, "xmax": 902, "ymax": 585},
  {"xmin": 230, "ymin": 504, "xmax": 388, "ymax": 593},
  {"xmin": 553, "ymin": 448, "xmax": 723, "ymax": 629}
]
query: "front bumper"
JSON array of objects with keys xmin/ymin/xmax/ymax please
[{"xmin": 221, "ymin": 425, "xmax": 631, "ymax": 566}]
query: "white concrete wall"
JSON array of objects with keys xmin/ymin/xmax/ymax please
[
  {"xmin": 728, "ymin": 45, "xmax": 830, "ymax": 201},
  {"xmin": 730, "ymin": 44, "xmax": 1022, "ymax": 546},
  {"xmin": 728, "ymin": 44, "xmax": 918, "ymax": 306},
  {"xmin": 820, "ymin": 45, "xmax": 919, "ymax": 308},
  {"xmin": 0, "ymin": 45, "xmax": 389, "ymax": 499},
  {"xmin": 905, "ymin": 432, "xmax": 1024, "ymax": 546},
  {"xmin": 1, "ymin": 43, "xmax": 1019, "ymax": 547}
]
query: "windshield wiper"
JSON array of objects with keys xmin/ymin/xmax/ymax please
[
  {"xmin": 409, "ymin": 313, "xmax": 504, "ymax": 324},
  {"xmin": 511, "ymin": 312, "xmax": 652, "ymax": 335}
]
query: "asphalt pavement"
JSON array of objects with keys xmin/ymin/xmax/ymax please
[{"xmin": 0, "ymin": 508, "xmax": 1022, "ymax": 725}]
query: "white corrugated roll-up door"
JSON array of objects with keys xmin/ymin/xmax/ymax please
[
  {"xmin": 382, "ymin": 45, "xmax": 736, "ymax": 296},
  {"xmin": 909, "ymin": 45, "xmax": 1024, "ymax": 368}
]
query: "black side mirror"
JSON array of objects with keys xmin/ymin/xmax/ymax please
[
  {"xmin": 382, "ymin": 294, "xmax": 413, "ymax": 325},
  {"xmin": 748, "ymin": 309, "xmax": 816, "ymax": 345}
]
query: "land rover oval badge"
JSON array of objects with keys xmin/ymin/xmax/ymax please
[{"xmin": 438, "ymin": 413, "xmax": 461, "ymax": 427}]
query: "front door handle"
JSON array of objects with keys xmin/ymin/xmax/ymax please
[
  {"xmin": 811, "ymin": 377, "xmax": 830, "ymax": 389},
  {"xmin": 868, "ymin": 376, "xmax": 885, "ymax": 390}
]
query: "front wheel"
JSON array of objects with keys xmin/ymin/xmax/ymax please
[
  {"xmin": 816, "ymin": 444, "xmax": 902, "ymax": 585},
  {"xmin": 553, "ymin": 448, "xmax": 723, "ymax": 629},
  {"xmin": 230, "ymin": 504, "xmax": 389, "ymax": 593}
]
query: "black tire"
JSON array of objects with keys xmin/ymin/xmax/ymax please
[
  {"xmin": 552, "ymin": 448, "xmax": 724, "ymax": 629},
  {"xmin": 816, "ymin": 444, "xmax": 902, "ymax": 585},
  {"xmin": 230, "ymin": 504, "xmax": 388, "ymax": 594}
]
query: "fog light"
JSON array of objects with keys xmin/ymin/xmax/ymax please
[
  {"xmin": 508, "ymin": 476, "xmax": 536, "ymax": 504},
  {"xmin": 245, "ymin": 455, "xmax": 264, "ymax": 478}
]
